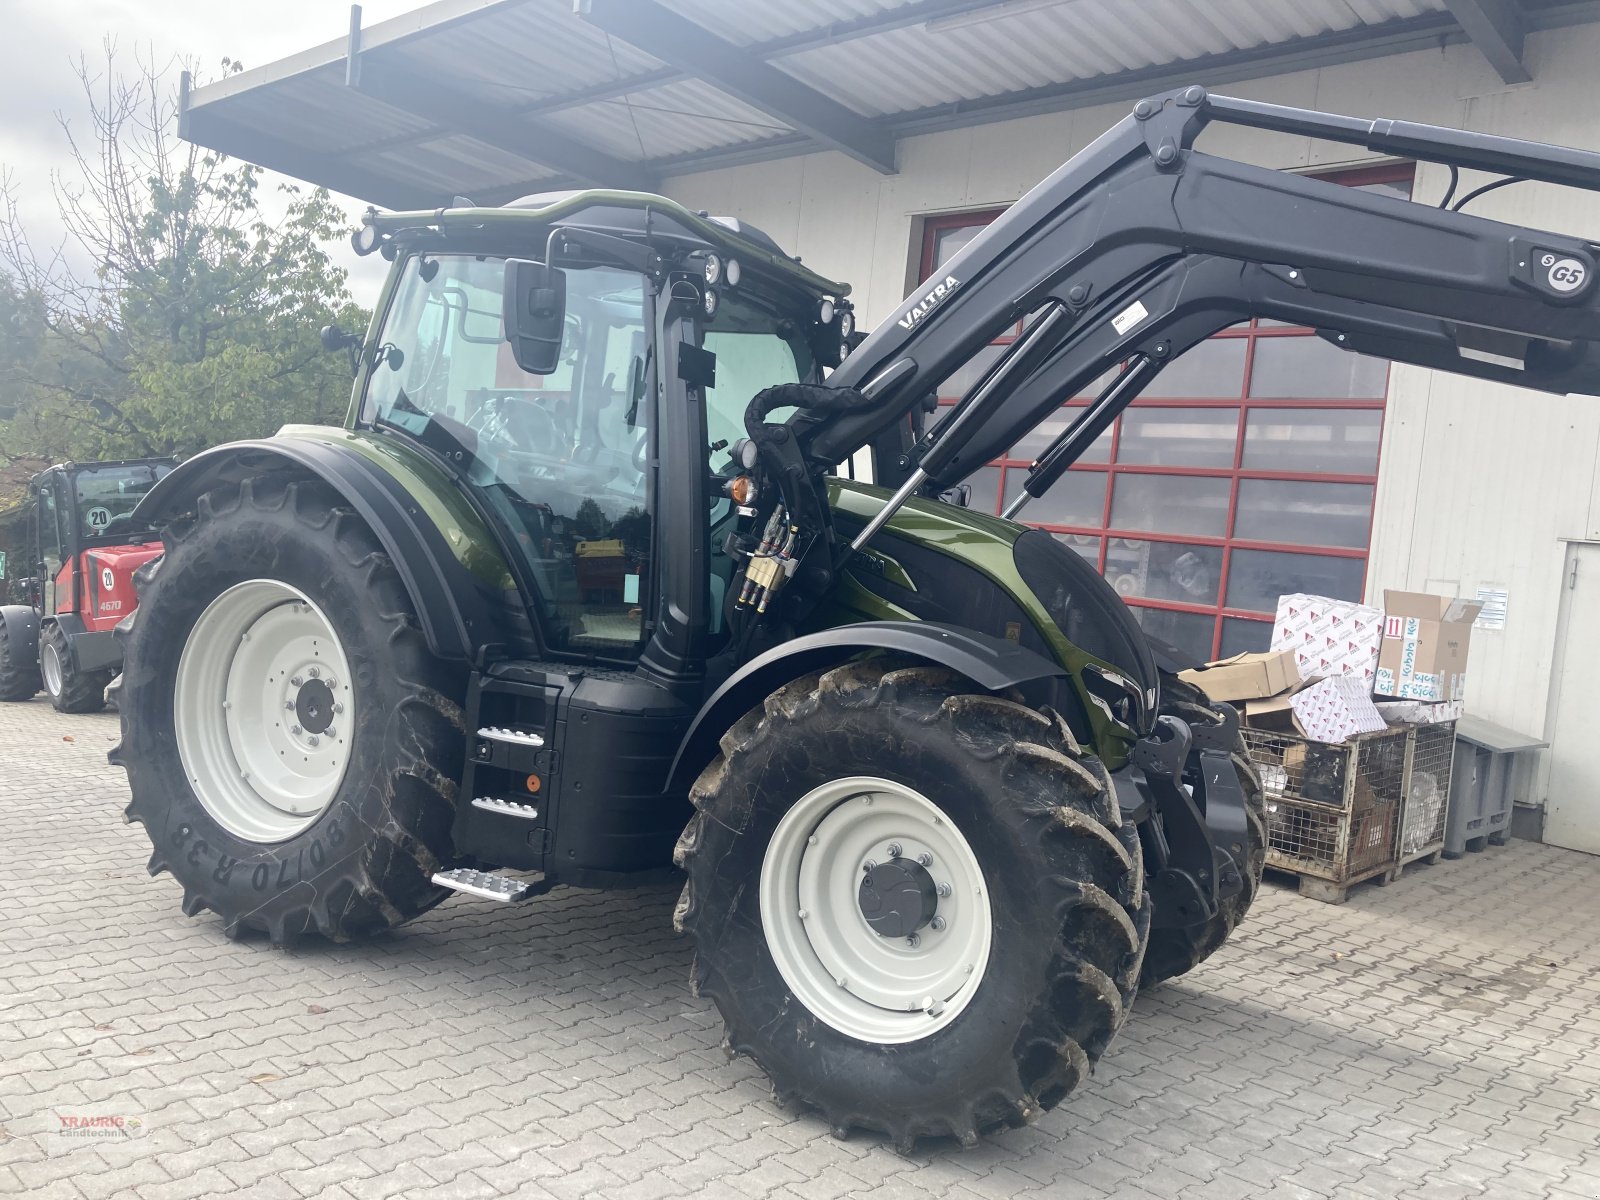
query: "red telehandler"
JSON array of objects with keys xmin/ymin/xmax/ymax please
[{"xmin": 0, "ymin": 458, "xmax": 174, "ymax": 711}]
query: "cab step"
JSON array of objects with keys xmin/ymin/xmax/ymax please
[
  {"xmin": 477, "ymin": 726, "xmax": 545, "ymax": 747},
  {"xmin": 470, "ymin": 795, "xmax": 541, "ymax": 820},
  {"xmin": 431, "ymin": 867, "xmax": 549, "ymax": 902}
]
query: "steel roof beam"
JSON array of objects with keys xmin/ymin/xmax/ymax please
[
  {"xmin": 354, "ymin": 59, "xmax": 655, "ymax": 190},
  {"xmin": 576, "ymin": 0, "xmax": 898, "ymax": 175},
  {"xmin": 1443, "ymin": 0, "xmax": 1532, "ymax": 83}
]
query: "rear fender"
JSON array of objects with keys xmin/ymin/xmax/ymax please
[
  {"xmin": 0, "ymin": 605, "xmax": 40, "ymax": 666},
  {"xmin": 667, "ymin": 621, "xmax": 1071, "ymax": 794},
  {"xmin": 134, "ymin": 438, "xmax": 506, "ymax": 662}
]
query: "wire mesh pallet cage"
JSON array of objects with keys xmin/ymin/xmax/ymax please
[
  {"xmin": 1393, "ymin": 721, "xmax": 1457, "ymax": 877},
  {"xmin": 1243, "ymin": 725, "xmax": 1411, "ymax": 904}
]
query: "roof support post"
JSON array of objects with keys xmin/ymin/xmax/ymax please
[
  {"xmin": 576, "ymin": 0, "xmax": 898, "ymax": 174},
  {"xmin": 345, "ymin": 4, "xmax": 363, "ymax": 88},
  {"xmin": 1443, "ymin": 0, "xmax": 1533, "ymax": 83}
]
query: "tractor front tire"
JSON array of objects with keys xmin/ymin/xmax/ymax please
[
  {"xmin": 41, "ymin": 623, "xmax": 112, "ymax": 713},
  {"xmin": 0, "ymin": 611, "xmax": 42, "ymax": 701},
  {"xmin": 675, "ymin": 657, "xmax": 1150, "ymax": 1150},
  {"xmin": 112, "ymin": 474, "xmax": 467, "ymax": 945},
  {"xmin": 1138, "ymin": 674, "xmax": 1267, "ymax": 988}
]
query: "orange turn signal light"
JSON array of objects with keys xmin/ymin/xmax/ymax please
[
  {"xmin": 525, "ymin": 774, "xmax": 542, "ymax": 794},
  {"xmin": 724, "ymin": 475, "xmax": 757, "ymax": 505}
]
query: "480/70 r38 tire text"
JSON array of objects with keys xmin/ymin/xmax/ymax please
[
  {"xmin": 674, "ymin": 656, "xmax": 1151, "ymax": 1150},
  {"xmin": 111, "ymin": 474, "xmax": 468, "ymax": 944}
]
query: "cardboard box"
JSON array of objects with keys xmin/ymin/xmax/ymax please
[
  {"xmin": 1374, "ymin": 590, "xmax": 1484, "ymax": 702},
  {"xmin": 1288, "ymin": 676, "xmax": 1389, "ymax": 744},
  {"xmin": 1270, "ymin": 593, "xmax": 1384, "ymax": 684},
  {"xmin": 1179, "ymin": 649, "xmax": 1299, "ymax": 703}
]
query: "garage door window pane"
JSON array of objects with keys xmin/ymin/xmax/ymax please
[
  {"xmin": 1225, "ymin": 548, "xmax": 1366, "ymax": 613},
  {"xmin": 1140, "ymin": 337, "xmax": 1247, "ymax": 398},
  {"xmin": 1110, "ymin": 473, "xmax": 1231, "ymax": 537},
  {"xmin": 1011, "ymin": 408, "xmax": 1112, "ymax": 463},
  {"xmin": 1118, "ymin": 407, "xmax": 1238, "ymax": 467},
  {"xmin": 1219, "ymin": 616, "xmax": 1273, "ymax": 658},
  {"xmin": 1234, "ymin": 480, "xmax": 1375, "ymax": 548},
  {"xmin": 1242, "ymin": 408, "xmax": 1382, "ymax": 475},
  {"xmin": 1249, "ymin": 336, "xmax": 1389, "ymax": 398},
  {"xmin": 1004, "ymin": 468, "xmax": 1106, "ymax": 528},
  {"xmin": 1105, "ymin": 539, "xmax": 1223, "ymax": 605},
  {"xmin": 1130, "ymin": 605, "xmax": 1215, "ymax": 663}
]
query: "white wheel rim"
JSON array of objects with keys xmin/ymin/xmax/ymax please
[
  {"xmin": 759, "ymin": 775, "xmax": 993, "ymax": 1044},
  {"xmin": 41, "ymin": 640, "xmax": 63, "ymax": 696},
  {"xmin": 174, "ymin": 580, "xmax": 354, "ymax": 844}
]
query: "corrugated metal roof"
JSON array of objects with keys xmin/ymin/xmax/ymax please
[{"xmin": 178, "ymin": 0, "xmax": 1589, "ymax": 208}]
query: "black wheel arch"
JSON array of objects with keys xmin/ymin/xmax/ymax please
[
  {"xmin": 135, "ymin": 439, "xmax": 513, "ymax": 664},
  {"xmin": 667, "ymin": 621, "xmax": 1076, "ymax": 795},
  {"xmin": 0, "ymin": 605, "xmax": 40, "ymax": 663}
]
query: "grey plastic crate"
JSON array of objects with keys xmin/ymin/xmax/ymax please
[{"xmin": 1446, "ymin": 717, "xmax": 1546, "ymax": 856}]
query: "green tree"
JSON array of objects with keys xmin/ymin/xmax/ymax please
[{"xmin": 0, "ymin": 48, "xmax": 368, "ymax": 468}]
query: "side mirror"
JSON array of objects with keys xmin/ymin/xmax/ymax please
[{"xmin": 503, "ymin": 259, "xmax": 568, "ymax": 375}]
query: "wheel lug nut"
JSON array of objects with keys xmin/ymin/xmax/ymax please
[
  {"xmin": 333, "ymin": 702, "xmax": 345, "ymax": 714},
  {"xmin": 906, "ymin": 933, "xmax": 921, "ymax": 949},
  {"xmin": 290, "ymin": 676, "xmax": 304, "ymax": 687},
  {"xmin": 862, "ymin": 860, "xmax": 876, "ymax": 874},
  {"xmin": 936, "ymin": 882, "xmax": 952, "ymax": 898},
  {"xmin": 930, "ymin": 916, "xmax": 946, "ymax": 932},
  {"xmin": 917, "ymin": 852, "xmax": 933, "ymax": 868},
  {"xmin": 886, "ymin": 842, "xmax": 902, "ymax": 858},
  {"xmin": 308, "ymin": 666, "xmax": 320, "ymax": 678},
  {"xmin": 290, "ymin": 725, "xmax": 302, "ymax": 736},
  {"xmin": 283, "ymin": 701, "xmax": 295, "ymax": 711},
  {"xmin": 325, "ymin": 728, "xmax": 336, "ymax": 740},
  {"xmin": 308, "ymin": 735, "xmax": 320, "ymax": 747}
]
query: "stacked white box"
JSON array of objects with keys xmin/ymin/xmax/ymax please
[{"xmin": 1270, "ymin": 593, "xmax": 1384, "ymax": 684}]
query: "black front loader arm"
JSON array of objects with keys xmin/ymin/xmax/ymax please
[{"xmin": 810, "ymin": 85, "xmax": 1600, "ymax": 488}]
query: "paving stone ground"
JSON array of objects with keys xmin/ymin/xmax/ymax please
[{"xmin": 4, "ymin": 693, "xmax": 1600, "ymax": 1199}]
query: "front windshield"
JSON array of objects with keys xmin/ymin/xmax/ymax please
[
  {"xmin": 73, "ymin": 462, "xmax": 171, "ymax": 538},
  {"xmin": 366, "ymin": 255, "xmax": 652, "ymax": 660}
]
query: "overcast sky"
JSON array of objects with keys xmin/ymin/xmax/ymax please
[{"xmin": 0, "ymin": 0, "xmax": 430, "ymax": 305}]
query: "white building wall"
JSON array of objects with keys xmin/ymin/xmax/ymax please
[{"xmin": 664, "ymin": 25, "xmax": 1600, "ymax": 795}]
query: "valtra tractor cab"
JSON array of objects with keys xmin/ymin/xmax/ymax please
[
  {"xmin": 0, "ymin": 458, "xmax": 174, "ymax": 711},
  {"xmin": 114, "ymin": 89, "xmax": 1600, "ymax": 1147}
]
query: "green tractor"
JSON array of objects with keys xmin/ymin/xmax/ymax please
[{"xmin": 114, "ymin": 88, "xmax": 1600, "ymax": 1146}]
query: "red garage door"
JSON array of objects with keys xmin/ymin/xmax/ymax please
[{"xmin": 919, "ymin": 164, "xmax": 1412, "ymax": 663}]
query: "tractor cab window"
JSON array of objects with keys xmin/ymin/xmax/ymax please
[
  {"xmin": 702, "ymin": 294, "xmax": 813, "ymax": 468},
  {"xmin": 32, "ymin": 477, "xmax": 65, "ymax": 614},
  {"xmin": 366, "ymin": 254, "xmax": 653, "ymax": 661},
  {"xmin": 72, "ymin": 462, "xmax": 171, "ymax": 539},
  {"xmin": 700, "ymin": 293, "xmax": 814, "ymax": 635}
]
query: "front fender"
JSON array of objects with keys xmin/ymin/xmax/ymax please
[
  {"xmin": 667, "ymin": 621, "xmax": 1070, "ymax": 794},
  {"xmin": 134, "ymin": 436, "xmax": 511, "ymax": 663}
]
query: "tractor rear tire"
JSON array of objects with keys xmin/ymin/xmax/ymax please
[
  {"xmin": 0, "ymin": 611, "xmax": 41, "ymax": 701},
  {"xmin": 674, "ymin": 657, "xmax": 1150, "ymax": 1150},
  {"xmin": 41, "ymin": 623, "xmax": 112, "ymax": 713},
  {"xmin": 1137, "ymin": 674, "xmax": 1267, "ymax": 988},
  {"xmin": 112, "ymin": 474, "xmax": 468, "ymax": 945}
]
